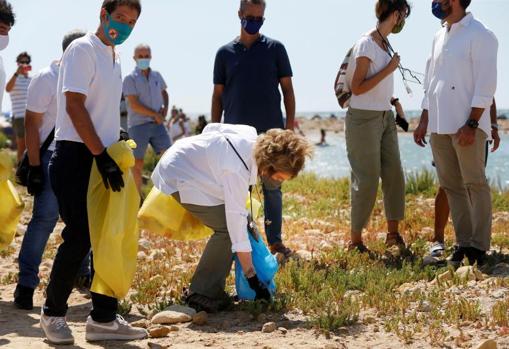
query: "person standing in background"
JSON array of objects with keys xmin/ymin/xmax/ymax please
[
  {"xmin": 211, "ymin": 0, "xmax": 296, "ymax": 258},
  {"xmin": 0, "ymin": 0, "xmax": 14, "ymax": 115},
  {"xmin": 414, "ymin": 0, "xmax": 498, "ymax": 266},
  {"xmin": 123, "ymin": 43, "xmax": 170, "ymax": 193},
  {"xmin": 6, "ymin": 52, "xmax": 31, "ymax": 161}
]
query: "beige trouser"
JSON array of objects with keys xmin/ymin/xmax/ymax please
[
  {"xmin": 345, "ymin": 108, "xmax": 405, "ymax": 233},
  {"xmin": 172, "ymin": 193, "xmax": 233, "ymax": 300},
  {"xmin": 430, "ymin": 131, "xmax": 492, "ymax": 251}
]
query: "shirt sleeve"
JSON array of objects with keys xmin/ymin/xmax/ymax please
[
  {"xmin": 122, "ymin": 75, "xmax": 137, "ymax": 96},
  {"xmin": 222, "ymin": 170, "xmax": 252, "ymax": 253},
  {"xmin": 421, "ymin": 57, "xmax": 432, "ymax": 110},
  {"xmin": 61, "ymin": 44, "xmax": 95, "ymax": 96},
  {"xmin": 470, "ymin": 31, "xmax": 498, "ymax": 109},
  {"xmin": 354, "ymin": 37, "xmax": 375, "ymax": 62},
  {"xmin": 26, "ymin": 74, "xmax": 52, "ymax": 114},
  {"xmin": 158, "ymin": 72, "xmax": 168, "ymax": 90},
  {"xmin": 213, "ymin": 49, "xmax": 226, "ymax": 85},
  {"xmin": 276, "ymin": 43, "xmax": 293, "ymax": 78}
]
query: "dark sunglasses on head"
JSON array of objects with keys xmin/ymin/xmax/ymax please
[{"xmin": 243, "ymin": 16, "xmax": 265, "ymax": 22}]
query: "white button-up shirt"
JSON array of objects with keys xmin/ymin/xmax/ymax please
[
  {"xmin": 152, "ymin": 123, "xmax": 258, "ymax": 253},
  {"xmin": 422, "ymin": 13, "xmax": 498, "ymax": 137}
]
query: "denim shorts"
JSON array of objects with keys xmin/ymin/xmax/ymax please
[{"xmin": 128, "ymin": 122, "xmax": 171, "ymax": 159}]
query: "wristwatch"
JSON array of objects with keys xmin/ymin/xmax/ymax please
[
  {"xmin": 466, "ymin": 119, "xmax": 479, "ymax": 129},
  {"xmin": 491, "ymin": 123, "xmax": 499, "ymax": 131},
  {"xmin": 390, "ymin": 98, "xmax": 399, "ymax": 106}
]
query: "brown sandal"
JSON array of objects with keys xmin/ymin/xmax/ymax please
[{"xmin": 385, "ymin": 232, "xmax": 406, "ymax": 248}]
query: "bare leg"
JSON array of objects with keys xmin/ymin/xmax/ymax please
[
  {"xmin": 133, "ymin": 159, "xmax": 144, "ymax": 194},
  {"xmin": 387, "ymin": 220, "xmax": 399, "ymax": 234},
  {"xmin": 16, "ymin": 137, "xmax": 26, "ymax": 162},
  {"xmin": 434, "ymin": 187, "xmax": 449, "ymax": 243}
]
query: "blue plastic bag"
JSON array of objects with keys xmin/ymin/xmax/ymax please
[{"xmin": 235, "ymin": 229, "xmax": 279, "ymax": 301}]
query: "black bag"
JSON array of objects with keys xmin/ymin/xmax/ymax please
[{"xmin": 15, "ymin": 128, "xmax": 55, "ymax": 186}]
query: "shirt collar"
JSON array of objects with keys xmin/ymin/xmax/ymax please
[
  {"xmin": 442, "ymin": 12, "xmax": 473, "ymax": 29},
  {"xmin": 134, "ymin": 66, "xmax": 152, "ymax": 77},
  {"xmin": 233, "ymin": 34, "xmax": 265, "ymax": 47}
]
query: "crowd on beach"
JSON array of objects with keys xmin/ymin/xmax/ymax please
[{"xmin": 0, "ymin": 0, "xmax": 501, "ymax": 345}]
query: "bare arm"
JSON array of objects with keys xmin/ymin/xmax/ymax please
[
  {"xmin": 25, "ymin": 110, "xmax": 43, "ymax": 166},
  {"xmin": 5, "ymin": 66, "xmax": 23, "ymax": 92},
  {"xmin": 490, "ymin": 98, "xmax": 497, "ymax": 124},
  {"xmin": 211, "ymin": 84, "xmax": 224, "ymax": 123},
  {"xmin": 161, "ymin": 89, "xmax": 169, "ymax": 117},
  {"xmin": 126, "ymin": 94, "xmax": 160, "ymax": 119},
  {"xmin": 65, "ymin": 92, "xmax": 104, "ymax": 155},
  {"xmin": 280, "ymin": 77, "xmax": 296, "ymax": 130},
  {"xmin": 351, "ymin": 55, "xmax": 399, "ymax": 96}
]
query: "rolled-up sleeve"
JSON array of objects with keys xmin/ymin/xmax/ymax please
[
  {"xmin": 421, "ymin": 57, "xmax": 432, "ymax": 110},
  {"xmin": 222, "ymin": 171, "xmax": 251, "ymax": 253},
  {"xmin": 471, "ymin": 31, "xmax": 498, "ymax": 109}
]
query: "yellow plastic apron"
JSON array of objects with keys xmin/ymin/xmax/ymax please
[{"xmin": 0, "ymin": 151, "xmax": 24, "ymax": 250}]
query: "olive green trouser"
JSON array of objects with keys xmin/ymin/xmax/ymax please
[
  {"xmin": 172, "ymin": 193, "xmax": 232, "ymax": 299},
  {"xmin": 345, "ymin": 108, "xmax": 405, "ymax": 233},
  {"xmin": 430, "ymin": 131, "xmax": 492, "ymax": 251}
]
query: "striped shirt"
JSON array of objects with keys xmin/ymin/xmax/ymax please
[{"xmin": 9, "ymin": 75, "xmax": 31, "ymax": 119}]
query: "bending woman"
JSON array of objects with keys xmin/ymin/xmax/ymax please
[
  {"xmin": 346, "ymin": 0, "xmax": 411, "ymax": 252},
  {"xmin": 151, "ymin": 123, "xmax": 312, "ymax": 312}
]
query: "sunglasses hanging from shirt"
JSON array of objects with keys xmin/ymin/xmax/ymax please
[{"xmin": 376, "ymin": 28, "xmax": 425, "ymax": 96}]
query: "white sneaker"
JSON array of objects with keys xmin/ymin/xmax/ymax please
[
  {"xmin": 85, "ymin": 314, "xmax": 148, "ymax": 342},
  {"xmin": 429, "ymin": 241, "xmax": 445, "ymax": 258},
  {"xmin": 40, "ymin": 309, "xmax": 74, "ymax": 345}
]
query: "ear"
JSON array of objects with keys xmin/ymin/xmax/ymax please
[
  {"xmin": 238, "ymin": 10, "xmax": 243, "ymax": 19},
  {"xmin": 100, "ymin": 8, "xmax": 108, "ymax": 22}
]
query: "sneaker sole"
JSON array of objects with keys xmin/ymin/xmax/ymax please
[
  {"xmin": 85, "ymin": 332, "xmax": 147, "ymax": 342},
  {"xmin": 42, "ymin": 329, "xmax": 74, "ymax": 345}
]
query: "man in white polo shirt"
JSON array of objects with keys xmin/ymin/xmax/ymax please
[
  {"xmin": 414, "ymin": 0, "xmax": 498, "ymax": 266},
  {"xmin": 40, "ymin": 0, "xmax": 147, "ymax": 345}
]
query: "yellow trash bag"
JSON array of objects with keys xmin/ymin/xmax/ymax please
[
  {"xmin": 0, "ymin": 151, "xmax": 24, "ymax": 251},
  {"xmin": 138, "ymin": 187, "xmax": 261, "ymax": 240},
  {"xmin": 87, "ymin": 140, "xmax": 140, "ymax": 299}
]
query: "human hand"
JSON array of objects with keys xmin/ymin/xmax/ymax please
[
  {"xmin": 153, "ymin": 114, "xmax": 165, "ymax": 125},
  {"xmin": 27, "ymin": 165, "xmax": 44, "ymax": 196},
  {"xmin": 413, "ymin": 121, "xmax": 428, "ymax": 147},
  {"xmin": 491, "ymin": 128, "xmax": 500, "ymax": 152},
  {"xmin": 247, "ymin": 274, "xmax": 271, "ymax": 301},
  {"xmin": 387, "ymin": 53, "xmax": 400, "ymax": 73},
  {"xmin": 455, "ymin": 125, "xmax": 476, "ymax": 147},
  {"xmin": 94, "ymin": 149, "xmax": 124, "ymax": 192}
]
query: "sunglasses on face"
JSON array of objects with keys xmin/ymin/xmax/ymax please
[{"xmin": 18, "ymin": 61, "xmax": 30, "ymax": 65}]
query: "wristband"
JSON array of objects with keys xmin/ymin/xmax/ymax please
[{"xmin": 491, "ymin": 123, "xmax": 499, "ymax": 130}]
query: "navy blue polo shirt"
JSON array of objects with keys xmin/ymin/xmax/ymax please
[{"xmin": 213, "ymin": 35, "xmax": 293, "ymax": 133}]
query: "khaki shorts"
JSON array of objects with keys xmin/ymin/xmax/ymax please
[{"xmin": 12, "ymin": 117, "xmax": 25, "ymax": 138}]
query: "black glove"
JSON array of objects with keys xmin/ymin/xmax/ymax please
[
  {"xmin": 27, "ymin": 165, "xmax": 44, "ymax": 196},
  {"xmin": 94, "ymin": 149, "xmax": 124, "ymax": 192},
  {"xmin": 247, "ymin": 274, "xmax": 271, "ymax": 301},
  {"xmin": 119, "ymin": 129, "xmax": 130, "ymax": 141},
  {"xmin": 396, "ymin": 114, "xmax": 409, "ymax": 132}
]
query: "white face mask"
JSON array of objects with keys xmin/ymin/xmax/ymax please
[{"xmin": 0, "ymin": 35, "xmax": 9, "ymax": 51}]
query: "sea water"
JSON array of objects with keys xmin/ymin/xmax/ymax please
[{"xmin": 306, "ymin": 134, "xmax": 509, "ymax": 188}]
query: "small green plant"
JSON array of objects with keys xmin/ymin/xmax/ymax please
[
  {"xmin": 405, "ymin": 169, "xmax": 436, "ymax": 196},
  {"xmin": 118, "ymin": 299, "xmax": 133, "ymax": 317},
  {"xmin": 490, "ymin": 297, "xmax": 509, "ymax": 327},
  {"xmin": 0, "ymin": 272, "xmax": 18, "ymax": 285}
]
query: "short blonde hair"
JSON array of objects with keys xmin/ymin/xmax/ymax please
[{"xmin": 254, "ymin": 129, "xmax": 313, "ymax": 178}]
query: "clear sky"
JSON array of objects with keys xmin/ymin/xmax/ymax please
[{"xmin": 2, "ymin": 0, "xmax": 507, "ymax": 114}]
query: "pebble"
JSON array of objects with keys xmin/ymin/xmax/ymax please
[
  {"xmin": 456, "ymin": 266, "xmax": 483, "ymax": 281},
  {"xmin": 475, "ymin": 339, "xmax": 497, "ymax": 349},
  {"xmin": 278, "ymin": 327, "xmax": 288, "ymax": 334},
  {"xmin": 164, "ymin": 304, "xmax": 197, "ymax": 317},
  {"xmin": 147, "ymin": 342, "xmax": 169, "ymax": 349},
  {"xmin": 131, "ymin": 319, "xmax": 150, "ymax": 329},
  {"xmin": 151, "ymin": 310, "xmax": 192, "ymax": 325},
  {"xmin": 148, "ymin": 326, "xmax": 170, "ymax": 338},
  {"xmin": 295, "ymin": 250, "xmax": 312, "ymax": 261},
  {"xmin": 192, "ymin": 311, "xmax": 208, "ymax": 326},
  {"xmin": 418, "ymin": 300, "xmax": 432, "ymax": 312},
  {"xmin": 491, "ymin": 289, "xmax": 505, "ymax": 299},
  {"xmin": 262, "ymin": 322, "xmax": 277, "ymax": 333}
]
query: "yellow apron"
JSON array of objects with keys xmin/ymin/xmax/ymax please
[
  {"xmin": 0, "ymin": 151, "xmax": 24, "ymax": 250},
  {"xmin": 87, "ymin": 140, "xmax": 140, "ymax": 299}
]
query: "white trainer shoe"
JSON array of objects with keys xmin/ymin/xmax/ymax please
[{"xmin": 85, "ymin": 314, "xmax": 148, "ymax": 342}]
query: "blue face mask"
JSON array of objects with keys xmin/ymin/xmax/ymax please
[
  {"xmin": 432, "ymin": 1, "xmax": 450, "ymax": 20},
  {"xmin": 241, "ymin": 18, "xmax": 264, "ymax": 35},
  {"xmin": 136, "ymin": 58, "xmax": 151, "ymax": 70},
  {"xmin": 103, "ymin": 13, "xmax": 133, "ymax": 46}
]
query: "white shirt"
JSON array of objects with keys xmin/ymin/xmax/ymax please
[
  {"xmin": 152, "ymin": 123, "xmax": 259, "ymax": 253},
  {"xmin": 26, "ymin": 61, "xmax": 59, "ymax": 151},
  {"xmin": 0, "ymin": 56, "xmax": 5, "ymax": 114},
  {"xmin": 55, "ymin": 32, "xmax": 122, "ymax": 147},
  {"xmin": 9, "ymin": 74, "xmax": 31, "ymax": 119},
  {"xmin": 422, "ymin": 13, "xmax": 498, "ymax": 137},
  {"xmin": 349, "ymin": 35, "xmax": 394, "ymax": 111}
]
